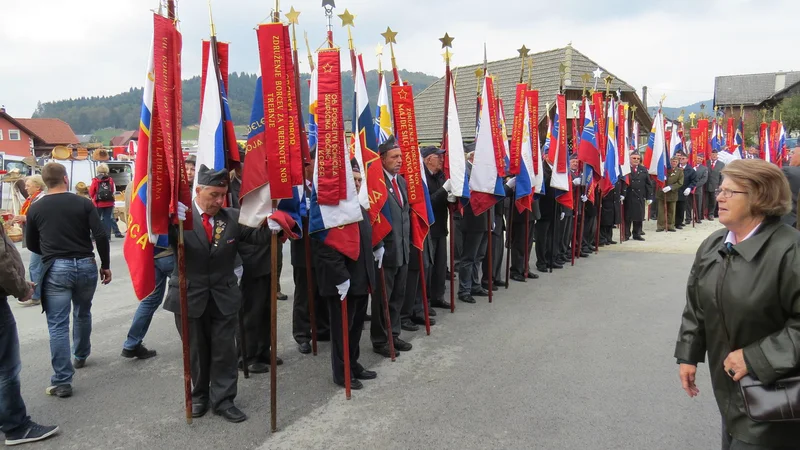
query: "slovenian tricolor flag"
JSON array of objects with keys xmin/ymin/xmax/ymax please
[
  {"xmin": 603, "ymin": 97, "xmax": 619, "ymax": 187},
  {"xmin": 514, "ymin": 95, "xmax": 535, "ymax": 212},
  {"xmin": 577, "ymin": 98, "xmax": 602, "ymax": 178},
  {"xmin": 644, "ymin": 109, "xmax": 668, "ymax": 187},
  {"xmin": 549, "ymin": 94, "xmax": 573, "ymax": 209},
  {"xmin": 375, "ymin": 73, "xmax": 392, "ymax": 146},
  {"xmin": 469, "ymin": 76, "xmax": 505, "ymax": 215},
  {"xmin": 444, "ymin": 70, "xmax": 469, "ymax": 199}
]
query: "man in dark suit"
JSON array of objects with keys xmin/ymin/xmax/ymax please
[
  {"xmin": 623, "ymin": 153, "xmax": 653, "ymax": 241},
  {"xmin": 482, "ymin": 189, "xmax": 506, "ymax": 290},
  {"xmin": 535, "ymin": 164, "xmax": 559, "ymax": 272},
  {"xmin": 456, "ymin": 158, "xmax": 491, "ymax": 302},
  {"xmin": 164, "ymin": 165, "xmax": 272, "ymax": 423},
  {"xmin": 690, "ymin": 155, "xmax": 708, "ymax": 224},
  {"xmin": 705, "ymin": 151, "xmax": 725, "ymax": 220},
  {"xmin": 291, "ymin": 153, "xmax": 330, "ymax": 354},
  {"xmin": 570, "ymin": 162, "xmax": 591, "ymax": 257},
  {"xmin": 508, "ymin": 179, "xmax": 540, "ymax": 282},
  {"xmin": 599, "ymin": 180, "xmax": 621, "ymax": 246},
  {"xmin": 421, "ymin": 147, "xmax": 451, "ymax": 310},
  {"xmin": 781, "ymin": 147, "xmax": 800, "ymax": 228},
  {"xmin": 314, "ymin": 160, "xmax": 379, "ymax": 390},
  {"xmin": 674, "ymin": 151, "xmax": 695, "ymax": 230},
  {"xmin": 370, "ymin": 136, "xmax": 412, "ymax": 358}
]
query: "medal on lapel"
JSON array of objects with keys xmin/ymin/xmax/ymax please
[{"xmin": 213, "ymin": 222, "xmax": 227, "ymax": 247}]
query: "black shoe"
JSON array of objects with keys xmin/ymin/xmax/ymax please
[
  {"xmin": 354, "ymin": 369, "xmax": 377, "ymax": 380},
  {"xmin": 549, "ymin": 263, "xmax": 564, "ymax": 269},
  {"xmin": 494, "ymin": 279, "xmax": 508, "ymax": 287},
  {"xmin": 526, "ymin": 271, "xmax": 539, "ymax": 279},
  {"xmin": 215, "ymin": 406, "xmax": 247, "ymax": 423},
  {"xmin": 607, "ymin": 240, "xmax": 617, "ymax": 245},
  {"xmin": 588, "ymin": 245, "xmax": 598, "ymax": 252},
  {"xmin": 393, "ymin": 338, "xmax": 412, "ymax": 352},
  {"xmin": 707, "ymin": 218, "xmax": 714, "ymax": 222},
  {"xmin": 427, "ymin": 307, "xmax": 437, "ymax": 317},
  {"xmin": 511, "ymin": 273, "xmax": 526, "ymax": 282},
  {"xmin": 401, "ymin": 320, "xmax": 419, "ymax": 332},
  {"xmin": 276, "ymin": 292, "xmax": 288, "ymax": 301},
  {"xmin": 114, "ymin": 233, "xmax": 125, "ymax": 239},
  {"xmin": 121, "ymin": 344, "xmax": 157, "ymax": 360},
  {"xmin": 373, "ymin": 345, "xmax": 399, "ymax": 358},
  {"xmin": 430, "ymin": 298, "xmax": 451, "ymax": 309},
  {"xmin": 640, "ymin": 231, "xmax": 646, "ymax": 235},
  {"xmin": 656, "ymin": 229, "xmax": 665, "ymax": 232},
  {"xmin": 458, "ymin": 294, "xmax": 476, "ymax": 304},
  {"xmin": 471, "ymin": 287, "xmax": 489, "ymax": 297},
  {"xmin": 555, "ymin": 259, "xmax": 568, "ymax": 266},
  {"xmin": 45, "ymin": 385, "xmax": 72, "ymax": 398},
  {"xmin": 668, "ymin": 229, "xmax": 677, "ymax": 232},
  {"xmin": 481, "ymin": 283, "xmax": 499, "ymax": 292},
  {"xmin": 73, "ymin": 358, "xmax": 86, "ymax": 369},
  {"xmin": 675, "ymin": 225, "xmax": 684, "ymax": 230},
  {"xmin": 298, "ymin": 342, "xmax": 312, "ymax": 354},
  {"xmin": 192, "ymin": 401, "xmax": 209, "ymax": 418},
  {"xmin": 696, "ymin": 220, "xmax": 702, "ymax": 224},
  {"xmin": 537, "ymin": 266, "xmax": 549, "ymax": 273},
  {"xmin": 335, "ymin": 378, "xmax": 363, "ymax": 390},
  {"xmin": 4, "ymin": 423, "xmax": 60, "ymax": 446},
  {"xmin": 411, "ymin": 315, "xmax": 435, "ymax": 326},
  {"xmin": 248, "ymin": 362, "xmax": 269, "ymax": 373},
  {"xmin": 580, "ymin": 252, "xmax": 591, "ymax": 257},
  {"xmin": 633, "ymin": 236, "xmax": 645, "ymax": 241}
]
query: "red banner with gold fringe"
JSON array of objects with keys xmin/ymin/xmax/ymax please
[
  {"xmin": 592, "ymin": 92, "xmax": 606, "ymax": 162},
  {"xmin": 315, "ymin": 49, "xmax": 346, "ymax": 205},
  {"xmin": 509, "ymin": 84, "xmax": 527, "ymax": 176},
  {"xmin": 526, "ymin": 90, "xmax": 540, "ymax": 175},
  {"xmin": 486, "ymin": 77, "xmax": 506, "ymax": 177}
]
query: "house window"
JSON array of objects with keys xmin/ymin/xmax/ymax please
[{"xmin": 8, "ymin": 129, "xmax": 20, "ymax": 141}]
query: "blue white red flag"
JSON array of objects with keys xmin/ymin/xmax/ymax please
[
  {"xmin": 603, "ymin": 98, "xmax": 619, "ymax": 187},
  {"xmin": 644, "ymin": 109, "xmax": 668, "ymax": 186},
  {"xmin": 577, "ymin": 99, "xmax": 602, "ymax": 177},
  {"xmin": 515, "ymin": 97, "xmax": 535, "ymax": 212},
  {"xmin": 375, "ymin": 74, "xmax": 392, "ymax": 146},
  {"xmin": 776, "ymin": 122, "xmax": 786, "ymax": 166},
  {"xmin": 550, "ymin": 94, "xmax": 573, "ymax": 209},
  {"xmin": 444, "ymin": 72, "xmax": 469, "ymax": 198},
  {"xmin": 468, "ymin": 76, "xmax": 505, "ymax": 215}
]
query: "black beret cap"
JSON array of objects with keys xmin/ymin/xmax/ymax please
[{"xmin": 197, "ymin": 164, "xmax": 229, "ymax": 187}]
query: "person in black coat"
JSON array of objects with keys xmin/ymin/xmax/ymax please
[
  {"xmin": 599, "ymin": 179, "xmax": 622, "ymax": 246},
  {"xmin": 535, "ymin": 164, "xmax": 559, "ymax": 272},
  {"xmin": 291, "ymin": 154, "xmax": 330, "ymax": 354},
  {"xmin": 674, "ymin": 151, "xmax": 696, "ymax": 230},
  {"xmin": 313, "ymin": 162, "xmax": 380, "ymax": 390},
  {"xmin": 164, "ymin": 165, "xmax": 273, "ymax": 423},
  {"xmin": 421, "ymin": 147, "xmax": 450, "ymax": 310},
  {"xmin": 456, "ymin": 158, "xmax": 491, "ymax": 302},
  {"xmin": 509, "ymin": 184, "xmax": 539, "ymax": 282},
  {"xmin": 705, "ymin": 151, "xmax": 725, "ymax": 220},
  {"xmin": 623, "ymin": 153, "xmax": 654, "ymax": 241}
]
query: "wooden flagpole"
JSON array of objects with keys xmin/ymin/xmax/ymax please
[
  {"xmin": 440, "ymin": 34, "xmax": 456, "ymax": 312},
  {"xmin": 269, "ymin": 0, "xmax": 281, "ymax": 432},
  {"xmin": 167, "ymin": 0, "xmax": 193, "ymax": 425}
]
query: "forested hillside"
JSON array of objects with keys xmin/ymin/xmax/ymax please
[{"xmin": 32, "ymin": 70, "xmax": 439, "ymax": 135}]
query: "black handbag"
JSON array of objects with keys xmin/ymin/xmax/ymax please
[{"xmin": 716, "ymin": 252, "xmax": 800, "ymax": 422}]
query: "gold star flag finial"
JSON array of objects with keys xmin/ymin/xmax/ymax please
[
  {"xmin": 474, "ymin": 68, "xmax": 483, "ymax": 79},
  {"xmin": 285, "ymin": 6, "xmax": 300, "ymax": 24},
  {"xmin": 700, "ymin": 103, "xmax": 706, "ymax": 110},
  {"xmin": 689, "ymin": 112, "xmax": 697, "ymax": 120},
  {"xmin": 677, "ymin": 115, "xmax": 684, "ymax": 123},
  {"xmin": 439, "ymin": 32, "xmax": 454, "ymax": 49},
  {"xmin": 338, "ymin": 8, "xmax": 355, "ymax": 27},
  {"xmin": 603, "ymin": 74, "xmax": 614, "ymax": 86},
  {"xmin": 375, "ymin": 43, "xmax": 384, "ymax": 56},
  {"xmin": 517, "ymin": 45, "xmax": 530, "ymax": 58},
  {"xmin": 581, "ymin": 73, "xmax": 592, "ymax": 84},
  {"xmin": 381, "ymin": 27, "xmax": 398, "ymax": 45},
  {"xmin": 442, "ymin": 49, "xmax": 453, "ymax": 63}
]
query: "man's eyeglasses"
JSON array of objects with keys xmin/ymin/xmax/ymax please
[{"xmin": 715, "ymin": 188, "xmax": 748, "ymax": 199}]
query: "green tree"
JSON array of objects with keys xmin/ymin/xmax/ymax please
[{"xmin": 780, "ymin": 95, "xmax": 800, "ymax": 135}]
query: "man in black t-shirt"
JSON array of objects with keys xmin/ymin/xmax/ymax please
[{"xmin": 26, "ymin": 163, "xmax": 111, "ymax": 398}]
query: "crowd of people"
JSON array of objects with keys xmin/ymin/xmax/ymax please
[{"xmin": 1, "ymin": 141, "xmax": 799, "ymax": 446}]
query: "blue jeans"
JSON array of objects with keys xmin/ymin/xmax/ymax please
[
  {"xmin": 28, "ymin": 252, "xmax": 42, "ymax": 300},
  {"xmin": 0, "ymin": 298, "xmax": 30, "ymax": 436},
  {"xmin": 123, "ymin": 255, "xmax": 174, "ymax": 351},
  {"xmin": 97, "ymin": 207, "xmax": 114, "ymax": 239},
  {"xmin": 43, "ymin": 258, "xmax": 98, "ymax": 386}
]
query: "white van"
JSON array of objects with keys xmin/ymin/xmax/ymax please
[{"xmin": 46, "ymin": 159, "xmax": 133, "ymax": 209}]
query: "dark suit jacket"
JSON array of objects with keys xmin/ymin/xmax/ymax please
[
  {"xmin": 678, "ymin": 165, "xmax": 696, "ymax": 201},
  {"xmin": 782, "ymin": 166, "xmax": 800, "ymax": 227},
  {"xmin": 164, "ymin": 205, "xmax": 271, "ymax": 318},
  {"xmin": 425, "ymin": 167, "xmax": 449, "ymax": 238},
  {"xmin": 313, "ymin": 208, "xmax": 377, "ymax": 297},
  {"xmin": 383, "ymin": 172, "xmax": 410, "ymax": 268},
  {"xmin": 707, "ymin": 160, "xmax": 725, "ymax": 191},
  {"xmin": 624, "ymin": 164, "xmax": 654, "ymax": 222}
]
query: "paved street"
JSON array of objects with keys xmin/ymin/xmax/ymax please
[{"xmin": 10, "ymin": 221, "xmax": 722, "ymax": 449}]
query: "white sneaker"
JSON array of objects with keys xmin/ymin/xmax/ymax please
[{"xmin": 16, "ymin": 299, "xmax": 40, "ymax": 307}]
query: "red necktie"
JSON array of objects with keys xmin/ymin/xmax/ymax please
[
  {"xmin": 392, "ymin": 178, "xmax": 403, "ymax": 207},
  {"xmin": 201, "ymin": 213, "xmax": 213, "ymax": 242},
  {"xmin": 712, "ymin": 161, "xmax": 715, "ymax": 170}
]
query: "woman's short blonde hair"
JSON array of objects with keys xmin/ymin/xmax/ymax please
[
  {"xmin": 25, "ymin": 174, "xmax": 46, "ymax": 191},
  {"xmin": 721, "ymin": 159, "xmax": 791, "ymax": 218},
  {"xmin": 96, "ymin": 163, "xmax": 110, "ymax": 174}
]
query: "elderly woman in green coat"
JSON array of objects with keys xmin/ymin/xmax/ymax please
[{"xmin": 674, "ymin": 159, "xmax": 800, "ymax": 449}]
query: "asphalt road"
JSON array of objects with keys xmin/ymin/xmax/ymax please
[{"xmin": 10, "ymin": 232, "xmax": 721, "ymax": 450}]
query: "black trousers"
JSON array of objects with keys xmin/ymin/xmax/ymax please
[
  {"xmin": 706, "ymin": 189, "xmax": 718, "ymax": 218},
  {"xmin": 582, "ymin": 215, "xmax": 597, "ymax": 250},
  {"xmin": 453, "ymin": 218, "xmax": 463, "ymax": 273},
  {"xmin": 240, "ymin": 273, "xmax": 272, "ymax": 364},
  {"xmin": 370, "ymin": 263, "xmax": 407, "ymax": 347},
  {"xmin": 174, "ymin": 299, "xmax": 238, "ymax": 411},
  {"xmin": 482, "ymin": 230, "xmax": 503, "ymax": 284},
  {"xmin": 599, "ymin": 226, "xmax": 615, "ymax": 244},
  {"xmin": 675, "ymin": 201, "xmax": 686, "ymax": 227},
  {"xmin": 327, "ymin": 293, "xmax": 368, "ymax": 385},
  {"xmin": 428, "ymin": 236, "xmax": 447, "ymax": 302},
  {"xmin": 559, "ymin": 214, "xmax": 573, "ymax": 260},
  {"xmin": 534, "ymin": 220, "xmax": 553, "ymax": 269},
  {"xmin": 292, "ymin": 265, "xmax": 330, "ymax": 344},
  {"xmin": 625, "ymin": 220, "xmax": 643, "ymax": 238},
  {"xmin": 510, "ymin": 220, "xmax": 534, "ymax": 276},
  {"xmin": 457, "ymin": 231, "xmax": 487, "ymax": 296}
]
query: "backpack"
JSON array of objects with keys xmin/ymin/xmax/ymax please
[{"xmin": 96, "ymin": 178, "xmax": 114, "ymax": 202}]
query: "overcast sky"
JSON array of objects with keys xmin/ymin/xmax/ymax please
[{"xmin": 1, "ymin": 0, "xmax": 796, "ymax": 118}]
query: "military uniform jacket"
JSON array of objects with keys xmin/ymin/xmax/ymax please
[
  {"xmin": 678, "ymin": 165, "xmax": 696, "ymax": 201},
  {"xmin": 383, "ymin": 172, "xmax": 411, "ymax": 268},
  {"xmin": 624, "ymin": 164, "xmax": 654, "ymax": 222},
  {"xmin": 164, "ymin": 205, "xmax": 271, "ymax": 318},
  {"xmin": 313, "ymin": 208, "xmax": 378, "ymax": 297},
  {"xmin": 656, "ymin": 168, "xmax": 684, "ymax": 202}
]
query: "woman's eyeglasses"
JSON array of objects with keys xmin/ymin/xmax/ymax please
[{"xmin": 715, "ymin": 188, "xmax": 748, "ymax": 199}]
